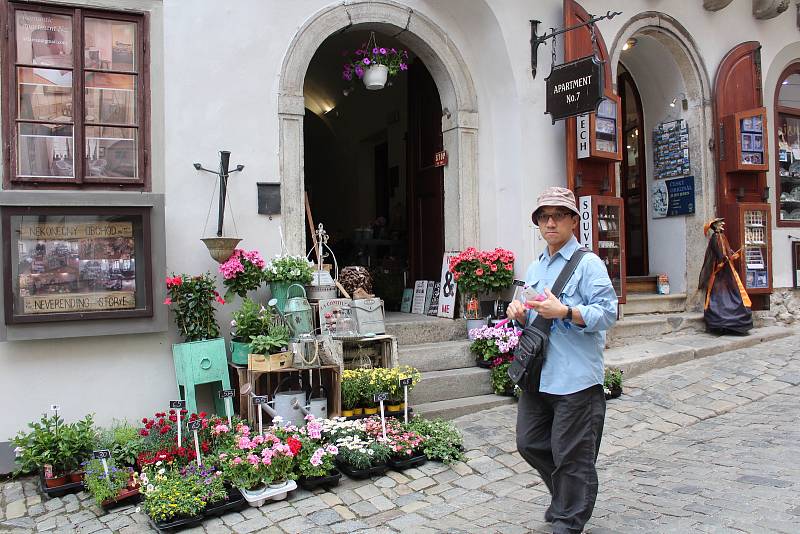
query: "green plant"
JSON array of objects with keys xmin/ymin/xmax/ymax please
[
  {"xmin": 249, "ymin": 326, "xmax": 290, "ymax": 355},
  {"xmin": 490, "ymin": 362, "xmax": 514, "ymax": 395},
  {"xmin": 263, "ymin": 254, "xmax": 314, "ymax": 284},
  {"xmin": 406, "ymin": 416, "xmax": 464, "ymax": 464},
  {"xmin": 164, "ymin": 273, "xmax": 223, "ymax": 342},
  {"xmin": 82, "ymin": 459, "xmax": 133, "ymax": 506},
  {"xmin": 97, "ymin": 421, "xmax": 142, "ymax": 467},
  {"xmin": 11, "ymin": 413, "xmax": 96, "ymax": 476},
  {"xmin": 340, "ymin": 373, "xmax": 361, "ymax": 410},
  {"xmin": 231, "ymin": 298, "xmax": 273, "ymax": 342},
  {"xmin": 58, "ymin": 415, "xmax": 96, "ymax": 472},
  {"xmin": 180, "ymin": 463, "xmax": 227, "ymax": 505},
  {"xmin": 604, "ymin": 367, "xmax": 623, "ymax": 390},
  {"xmin": 334, "ymin": 435, "xmax": 391, "ymax": 470}
]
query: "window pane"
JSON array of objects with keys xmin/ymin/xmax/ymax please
[
  {"xmin": 84, "ymin": 18, "xmax": 136, "ymax": 72},
  {"xmin": 779, "ymin": 73, "xmax": 800, "ymax": 109},
  {"xmin": 16, "ymin": 11, "xmax": 73, "ymax": 68},
  {"xmin": 17, "ymin": 67, "xmax": 73, "ymax": 122},
  {"xmin": 85, "ymin": 126, "xmax": 137, "ymax": 178},
  {"xmin": 85, "ymin": 73, "xmax": 136, "ymax": 124},
  {"xmin": 777, "ymin": 113, "xmax": 800, "ymax": 221},
  {"xmin": 17, "ymin": 123, "xmax": 74, "ymax": 178}
]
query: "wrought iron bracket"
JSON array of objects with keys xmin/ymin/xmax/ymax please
[{"xmin": 530, "ymin": 11, "xmax": 622, "ymax": 79}]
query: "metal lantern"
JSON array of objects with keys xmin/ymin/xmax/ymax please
[{"xmin": 283, "ymin": 284, "xmax": 314, "ymax": 338}]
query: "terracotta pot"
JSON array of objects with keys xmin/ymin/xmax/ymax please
[
  {"xmin": 68, "ymin": 471, "xmax": 84, "ymax": 483},
  {"xmin": 45, "ymin": 474, "xmax": 69, "ymax": 488}
]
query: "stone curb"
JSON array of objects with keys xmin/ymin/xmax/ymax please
[{"xmin": 604, "ymin": 325, "xmax": 798, "ymax": 378}]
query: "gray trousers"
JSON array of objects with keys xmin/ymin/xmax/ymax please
[{"xmin": 516, "ymin": 384, "xmax": 606, "ymax": 534}]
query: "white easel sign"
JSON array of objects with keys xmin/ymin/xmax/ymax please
[{"xmin": 437, "ymin": 251, "xmax": 460, "ymax": 318}]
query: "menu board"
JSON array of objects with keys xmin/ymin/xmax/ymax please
[
  {"xmin": 653, "ymin": 119, "xmax": 690, "ymax": 180},
  {"xmin": 13, "ymin": 216, "xmax": 138, "ymax": 316}
]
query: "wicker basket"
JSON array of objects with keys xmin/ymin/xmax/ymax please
[{"xmin": 248, "ymin": 351, "xmax": 293, "ymax": 372}]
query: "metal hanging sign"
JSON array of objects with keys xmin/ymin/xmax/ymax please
[{"xmin": 545, "ymin": 55, "xmax": 604, "ymax": 123}]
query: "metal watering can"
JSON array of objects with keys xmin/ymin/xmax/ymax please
[
  {"xmin": 241, "ymin": 376, "xmax": 306, "ymax": 428},
  {"xmin": 296, "ymin": 384, "xmax": 328, "ymax": 421},
  {"xmin": 284, "ymin": 284, "xmax": 314, "ymax": 338}
]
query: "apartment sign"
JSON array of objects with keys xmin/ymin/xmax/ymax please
[{"xmin": 545, "ymin": 55, "xmax": 604, "ymax": 123}]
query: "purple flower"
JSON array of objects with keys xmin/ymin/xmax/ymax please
[
  {"xmin": 372, "ymin": 47, "xmax": 379, "ymax": 54},
  {"xmin": 363, "ymin": 58, "xmax": 371, "ymax": 65},
  {"xmin": 379, "ymin": 47, "xmax": 387, "ymax": 55},
  {"xmin": 390, "ymin": 48, "xmax": 396, "ymax": 54},
  {"xmin": 400, "ymin": 63, "xmax": 408, "ymax": 71},
  {"xmin": 355, "ymin": 66, "xmax": 364, "ymax": 78},
  {"xmin": 355, "ymin": 49, "xmax": 363, "ymax": 55},
  {"xmin": 343, "ymin": 70, "xmax": 352, "ymax": 81}
]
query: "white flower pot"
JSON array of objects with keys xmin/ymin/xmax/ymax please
[
  {"xmin": 239, "ymin": 480, "xmax": 297, "ymax": 507},
  {"xmin": 363, "ymin": 64, "xmax": 389, "ymax": 90}
]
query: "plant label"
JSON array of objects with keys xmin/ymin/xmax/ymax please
[
  {"xmin": 399, "ymin": 377, "xmax": 413, "ymax": 387},
  {"xmin": 169, "ymin": 400, "xmax": 186, "ymax": 409},
  {"xmin": 187, "ymin": 420, "xmax": 202, "ymax": 431},
  {"xmin": 50, "ymin": 404, "xmax": 60, "ymax": 412},
  {"xmin": 252, "ymin": 396, "xmax": 269, "ymax": 405},
  {"xmin": 92, "ymin": 450, "xmax": 111, "ymax": 460},
  {"xmin": 219, "ymin": 389, "xmax": 235, "ymax": 426},
  {"xmin": 378, "ymin": 398, "xmax": 387, "ymax": 440},
  {"xmin": 373, "ymin": 392, "xmax": 388, "ymax": 403},
  {"xmin": 218, "ymin": 389, "xmax": 235, "ymax": 399}
]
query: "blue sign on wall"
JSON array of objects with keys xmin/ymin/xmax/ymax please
[{"xmin": 652, "ymin": 176, "xmax": 695, "ymax": 218}]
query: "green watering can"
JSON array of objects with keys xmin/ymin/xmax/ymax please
[{"xmin": 284, "ymin": 284, "xmax": 314, "ymax": 338}]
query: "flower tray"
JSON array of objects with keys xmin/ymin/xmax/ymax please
[
  {"xmin": 335, "ymin": 461, "xmax": 388, "ymax": 480},
  {"xmin": 149, "ymin": 514, "xmax": 204, "ymax": 532},
  {"xmin": 38, "ymin": 470, "xmax": 84, "ymax": 499},
  {"xmin": 100, "ymin": 487, "xmax": 141, "ymax": 511},
  {"xmin": 239, "ymin": 480, "xmax": 298, "ymax": 507},
  {"xmin": 298, "ymin": 468, "xmax": 343, "ymax": 490},
  {"xmin": 387, "ymin": 452, "xmax": 427, "ymax": 471},
  {"xmin": 476, "ymin": 359, "xmax": 493, "ymax": 369},
  {"xmin": 203, "ymin": 487, "xmax": 245, "ymax": 517}
]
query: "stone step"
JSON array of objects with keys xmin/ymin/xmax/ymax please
[
  {"xmin": 627, "ymin": 275, "xmax": 658, "ymax": 294},
  {"xmin": 413, "ymin": 394, "xmax": 516, "ymax": 420},
  {"xmin": 385, "ymin": 312, "xmax": 467, "ymax": 346},
  {"xmin": 604, "ymin": 325, "xmax": 796, "ymax": 379},
  {"xmin": 623, "ymin": 293, "xmax": 687, "ymax": 315},
  {"xmin": 397, "ymin": 339, "xmax": 474, "ymax": 372},
  {"xmin": 409, "ymin": 367, "xmax": 493, "ymax": 405},
  {"xmin": 605, "ymin": 312, "xmax": 705, "ymax": 348}
]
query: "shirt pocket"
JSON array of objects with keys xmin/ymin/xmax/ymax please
[{"xmin": 558, "ymin": 279, "xmax": 582, "ymax": 307}]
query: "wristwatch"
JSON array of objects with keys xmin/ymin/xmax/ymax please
[{"xmin": 564, "ymin": 306, "xmax": 573, "ymax": 322}]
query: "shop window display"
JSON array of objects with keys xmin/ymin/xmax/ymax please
[
  {"xmin": 3, "ymin": 3, "xmax": 146, "ymax": 187},
  {"xmin": 777, "ymin": 71, "xmax": 800, "ymax": 223},
  {"xmin": 3, "ymin": 207, "xmax": 152, "ymax": 323}
]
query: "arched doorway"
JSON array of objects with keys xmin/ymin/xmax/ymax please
[
  {"xmin": 610, "ymin": 13, "xmax": 714, "ymax": 308},
  {"xmin": 277, "ymin": 0, "xmax": 479, "ymax": 275}
]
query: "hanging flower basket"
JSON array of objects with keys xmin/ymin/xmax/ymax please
[
  {"xmin": 342, "ymin": 31, "xmax": 409, "ymax": 91},
  {"xmin": 201, "ymin": 237, "xmax": 242, "ymax": 263}
]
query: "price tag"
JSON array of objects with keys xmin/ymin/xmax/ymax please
[
  {"xmin": 92, "ymin": 449, "xmax": 111, "ymax": 460},
  {"xmin": 253, "ymin": 396, "xmax": 269, "ymax": 405},
  {"xmin": 399, "ymin": 377, "xmax": 413, "ymax": 387},
  {"xmin": 219, "ymin": 389, "xmax": 235, "ymax": 426},
  {"xmin": 170, "ymin": 400, "xmax": 186, "ymax": 409},
  {"xmin": 187, "ymin": 420, "xmax": 202, "ymax": 431},
  {"xmin": 373, "ymin": 392, "xmax": 389, "ymax": 403},
  {"xmin": 218, "ymin": 389, "xmax": 235, "ymax": 399}
]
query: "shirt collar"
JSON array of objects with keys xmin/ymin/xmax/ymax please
[{"xmin": 540, "ymin": 236, "xmax": 580, "ymax": 262}]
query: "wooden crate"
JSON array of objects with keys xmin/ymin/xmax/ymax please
[
  {"xmin": 330, "ymin": 334, "xmax": 398, "ymax": 372},
  {"xmin": 227, "ymin": 362, "xmax": 250, "ymax": 421},
  {"xmin": 246, "ymin": 365, "xmax": 341, "ymax": 426}
]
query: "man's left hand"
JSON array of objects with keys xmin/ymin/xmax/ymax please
[{"xmin": 528, "ymin": 288, "xmax": 568, "ymax": 320}]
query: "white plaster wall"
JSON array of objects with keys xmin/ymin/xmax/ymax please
[{"xmin": 1, "ymin": 0, "xmax": 799, "ymax": 445}]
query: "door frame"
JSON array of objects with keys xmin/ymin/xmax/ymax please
[{"xmin": 618, "ymin": 68, "xmax": 649, "ymax": 276}]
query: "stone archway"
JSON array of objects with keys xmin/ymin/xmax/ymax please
[
  {"xmin": 278, "ymin": 0, "xmax": 479, "ymax": 255},
  {"xmin": 609, "ymin": 13, "xmax": 714, "ymax": 309}
]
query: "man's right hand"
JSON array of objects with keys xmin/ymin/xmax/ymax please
[{"xmin": 506, "ymin": 300, "xmax": 527, "ymax": 323}]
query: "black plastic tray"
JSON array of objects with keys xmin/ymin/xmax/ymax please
[
  {"xmin": 203, "ymin": 487, "xmax": 245, "ymax": 517},
  {"xmin": 297, "ymin": 468, "xmax": 342, "ymax": 490},
  {"xmin": 149, "ymin": 514, "xmax": 204, "ymax": 532},
  {"xmin": 100, "ymin": 488, "xmax": 141, "ymax": 511},
  {"xmin": 387, "ymin": 452, "xmax": 427, "ymax": 471},
  {"xmin": 476, "ymin": 359, "xmax": 493, "ymax": 369},
  {"xmin": 335, "ymin": 461, "xmax": 387, "ymax": 479},
  {"xmin": 38, "ymin": 471, "xmax": 84, "ymax": 499}
]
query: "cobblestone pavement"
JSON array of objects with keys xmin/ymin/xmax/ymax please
[{"xmin": 2, "ymin": 333, "xmax": 799, "ymax": 534}]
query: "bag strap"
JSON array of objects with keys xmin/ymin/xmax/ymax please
[{"xmin": 531, "ymin": 247, "xmax": 590, "ymax": 331}]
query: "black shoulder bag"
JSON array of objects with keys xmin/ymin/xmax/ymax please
[{"xmin": 507, "ymin": 248, "xmax": 589, "ymax": 393}]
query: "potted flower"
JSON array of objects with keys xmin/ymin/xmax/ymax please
[
  {"xmin": 58, "ymin": 415, "xmax": 97, "ymax": 482},
  {"xmin": 604, "ymin": 367, "xmax": 623, "ymax": 399},
  {"xmin": 333, "ymin": 435, "xmax": 391, "ymax": 479},
  {"xmin": 340, "ymin": 370, "xmax": 362, "ymax": 417},
  {"xmin": 490, "ymin": 354, "xmax": 516, "ymax": 396},
  {"xmin": 136, "ymin": 411, "xmax": 211, "ymax": 468},
  {"xmin": 386, "ymin": 366, "xmax": 421, "ymax": 412},
  {"xmin": 248, "ymin": 322, "xmax": 292, "ymax": 371},
  {"xmin": 263, "ymin": 254, "xmax": 314, "ymax": 312},
  {"xmin": 179, "ymin": 462, "xmax": 240, "ymax": 517},
  {"xmin": 138, "ymin": 465, "xmax": 207, "ymax": 529},
  {"xmin": 469, "ymin": 325, "xmax": 519, "ymax": 365},
  {"xmin": 82, "ymin": 459, "xmax": 138, "ymax": 509},
  {"xmin": 449, "ymin": 248, "xmax": 515, "ymax": 332},
  {"xmin": 364, "ymin": 416, "xmax": 426, "ymax": 470},
  {"xmin": 219, "ymin": 248, "xmax": 266, "ymax": 301},
  {"xmin": 96, "ymin": 421, "xmax": 143, "ymax": 468},
  {"xmin": 230, "ymin": 299, "xmax": 273, "ymax": 365},
  {"xmin": 406, "ymin": 416, "xmax": 465, "ymax": 464},
  {"xmin": 342, "ymin": 32, "xmax": 409, "ymax": 90},
  {"xmin": 293, "ymin": 415, "xmax": 341, "ymax": 490}
]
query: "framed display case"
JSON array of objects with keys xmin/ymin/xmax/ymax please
[
  {"xmin": 776, "ymin": 113, "xmax": 800, "ymax": 223},
  {"xmin": 723, "ymin": 107, "xmax": 769, "ymax": 172},
  {"xmin": 577, "ymin": 195, "xmax": 626, "ymax": 303},
  {"xmin": 737, "ymin": 203, "xmax": 772, "ymax": 294},
  {"xmin": 577, "ymin": 93, "xmax": 622, "ymax": 162},
  {"xmin": 2, "ymin": 206, "xmax": 153, "ymax": 323}
]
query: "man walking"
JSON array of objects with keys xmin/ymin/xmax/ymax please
[{"xmin": 506, "ymin": 186, "xmax": 617, "ymax": 534}]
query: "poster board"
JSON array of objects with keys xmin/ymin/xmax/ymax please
[{"xmin": 437, "ymin": 251, "xmax": 460, "ymax": 318}]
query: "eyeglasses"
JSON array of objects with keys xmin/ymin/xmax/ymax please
[{"xmin": 535, "ymin": 210, "xmax": 573, "ymax": 224}]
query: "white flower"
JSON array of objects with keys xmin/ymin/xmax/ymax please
[
  {"xmin": 157, "ymin": 468, "xmax": 165, "ymax": 475},
  {"xmin": 146, "ymin": 484, "xmax": 154, "ymax": 492}
]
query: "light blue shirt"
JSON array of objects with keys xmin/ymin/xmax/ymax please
[{"xmin": 520, "ymin": 236, "xmax": 618, "ymax": 395}]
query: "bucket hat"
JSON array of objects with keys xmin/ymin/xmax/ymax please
[{"xmin": 531, "ymin": 186, "xmax": 579, "ymax": 225}]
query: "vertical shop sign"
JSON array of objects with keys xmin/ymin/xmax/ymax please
[
  {"xmin": 577, "ymin": 115, "xmax": 590, "ymax": 158},
  {"xmin": 578, "ymin": 196, "xmax": 594, "ymax": 249}
]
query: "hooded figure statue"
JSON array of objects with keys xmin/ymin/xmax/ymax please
[{"xmin": 697, "ymin": 218, "xmax": 753, "ymax": 335}]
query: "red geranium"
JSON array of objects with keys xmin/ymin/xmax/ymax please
[{"xmin": 287, "ymin": 436, "xmax": 302, "ymax": 455}]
